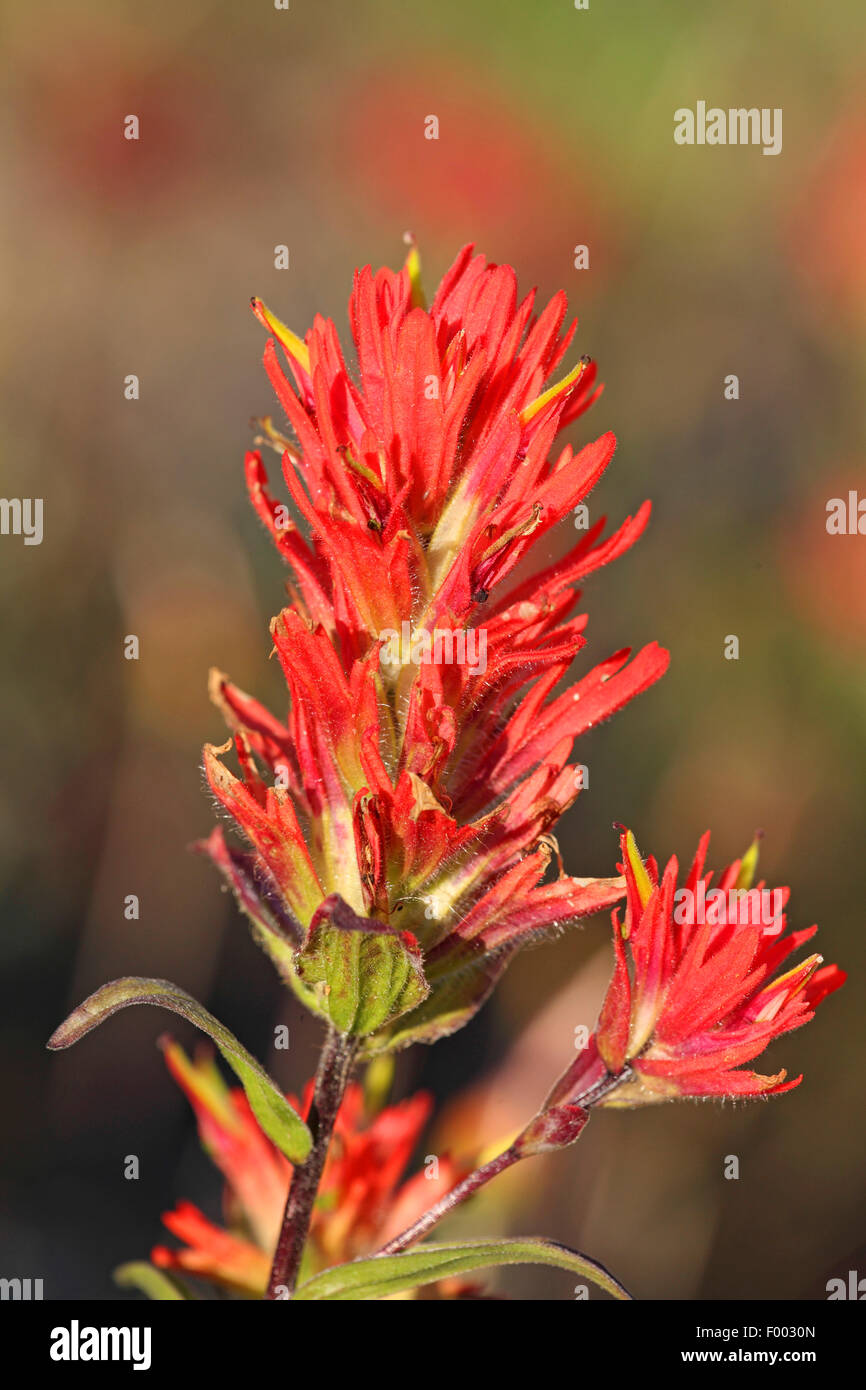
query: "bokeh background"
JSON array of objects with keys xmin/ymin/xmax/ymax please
[{"xmin": 1, "ymin": 0, "xmax": 864, "ymax": 1300}]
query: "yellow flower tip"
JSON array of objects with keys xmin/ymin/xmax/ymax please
[
  {"xmin": 519, "ymin": 358, "xmax": 587, "ymax": 426},
  {"xmin": 402, "ymin": 232, "xmax": 426, "ymax": 310},
  {"xmin": 204, "ymin": 737, "xmax": 234, "ymax": 763},
  {"xmin": 623, "ymin": 828, "xmax": 654, "ymax": 911},
  {"xmin": 734, "ymin": 828, "xmax": 764, "ymax": 890},
  {"xmin": 754, "ymin": 953, "xmax": 823, "ymax": 1022},
  {"xmin": 251, "ymin": 296, "xmax": 311, "ymax": 374},
  {"xmin": 787, "ymin": 952, "xmax": 823, "ymax": 992}
]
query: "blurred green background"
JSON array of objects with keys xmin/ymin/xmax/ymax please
[{"xmin": 1, "ymin": 0, "xmax": 863, "ymax": 1299}]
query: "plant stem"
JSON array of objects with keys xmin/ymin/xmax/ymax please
[
  {"xmin": 373, "ymin": 1064, "xmax": 631, "ymax": 1258},
  {"xmin": 376, "ymin": 1142, "xmax": 524, "ymax": 1256},
  {"xmin": 265, "ymin": 1026, "xmax": 357, "ymax": 1299}
]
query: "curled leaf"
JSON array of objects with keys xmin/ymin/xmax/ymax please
[{"xmin": 47, "ymin": 977, "xmax": 312, "ymax": 1163}]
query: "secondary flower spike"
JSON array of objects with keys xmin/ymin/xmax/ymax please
[
  {"xmin": 202, "ymin": 243, "xmax": 669, "ymax": 1048},
  {"xmin": 546, "ymin": 828, "xmax": 846, "ymax": 1107}
]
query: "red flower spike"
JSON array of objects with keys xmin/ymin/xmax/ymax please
[{"xmin": 202, "ymin": 244, "xmax": 669, "ymax": 1048}]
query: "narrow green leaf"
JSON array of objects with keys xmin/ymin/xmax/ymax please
[
  {"xmin": 114, "ymin": 1262, "xmax": 194, "ymax": 1301},
  {"xmin": 47, "ymin": 977, "xmax": 312, "ymax": 1163},
  {"xmin": 294, "ymin": 1237, "xmax": 632, "ymax": 1301}
]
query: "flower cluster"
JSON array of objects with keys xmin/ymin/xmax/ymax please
[{"xmin": 202, "ymin": 242, "xmax": 668, "ymax": 1049}]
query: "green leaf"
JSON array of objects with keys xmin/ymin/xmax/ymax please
[
  {"xmin": 363, "ymin": 944, "xmax": 512, "ymax": 1053},
  {"xmin": 294, "ymin": 1237, "xmax": 632, "ymax": 1301},
  {"xmin": 114, "ymin": 1262, "xmax": 194, "ymax": 1301},
  {"xmin": 295, "ymin": 896, "xmax": 428, "ymax": 1036},
  {"xmin": 47, "ymin": 977, "xmax": 312, "ymax": 1163}
]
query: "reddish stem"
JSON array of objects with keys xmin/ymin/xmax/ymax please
[
  {"xmin": 376, "ymin": 1143, "xmax": 523, "ymax": 1256},
  {"xmin": 373, "ymin": 1064, "xmax": 630, "ymax": 1258},
  {"xmin": 265, "ymin": 1027, "xmax": 357, "ymax": 1299}
]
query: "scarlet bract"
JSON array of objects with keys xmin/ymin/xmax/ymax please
[{"xmin": 546, "ymin": 828, "xmax": 846, "ymax": 1107}]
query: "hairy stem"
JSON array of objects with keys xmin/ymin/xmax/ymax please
[
  {"xmin": 376, "ymin": 1143, "xmax": 524, "ymax": 1256},
  {"xmin": 374, "ymin": 1064, "xmax": 631, "ymax": 1258},
  {"xmin": 265, "ymin": 1027, "xmax": 357, "ymax": 1299}
]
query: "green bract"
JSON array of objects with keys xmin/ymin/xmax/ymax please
[{"xmin": 295, "ymin": 897, "xmax": 429, "ymax": 1036}]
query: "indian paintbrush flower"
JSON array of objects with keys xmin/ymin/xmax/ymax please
[
  {"xmin": 544, "ymin": 827, "xmax": 846, "ymax": 1109},
  {"xmin": 203, "ymin": 241, "xmax": 668, "ymax": 1048},
  {"xmin": 363, "ymin": 827, "xmax": 845, "ymax": 1261},
  {"xmin": 48, "ymin": 241, "xmax": 844, "ymax": 1303}
]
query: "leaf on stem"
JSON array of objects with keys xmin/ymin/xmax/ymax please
[
  {"xmin": 47, "ymin": 977, "xmax": 312, "ymax": 1163},
  {"xmin": 294, "ymin": 1236, "xmax": 632, "ymax": 1301}
]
